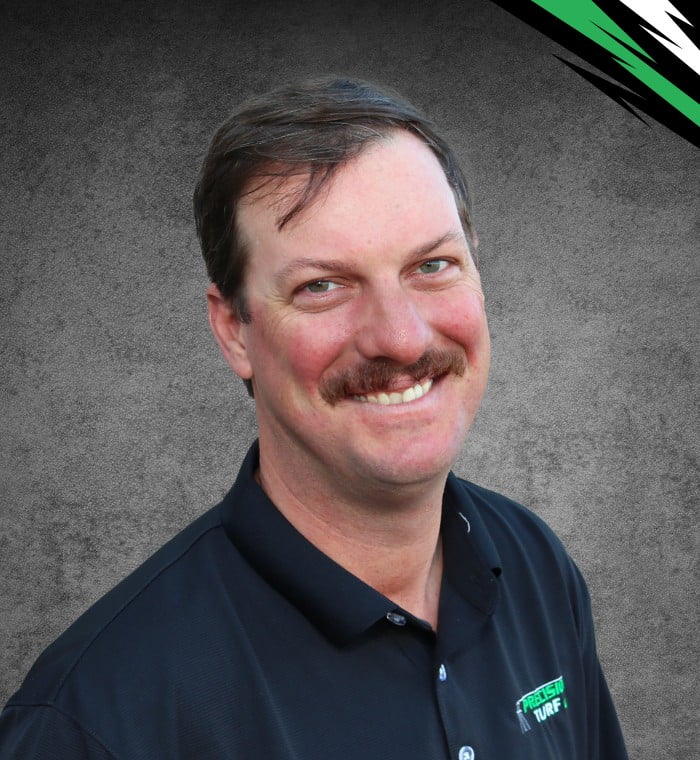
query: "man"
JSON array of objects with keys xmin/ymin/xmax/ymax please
[{"xmin": 0, "ymin": 77, "xmax": 628, "ymax": 758}]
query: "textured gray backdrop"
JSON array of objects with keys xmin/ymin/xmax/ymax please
[{"xmin": 1, "ymin": 0, "xmax": 698, "ymax": 756}]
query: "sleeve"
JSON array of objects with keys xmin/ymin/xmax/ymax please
[
  {"xmin": 570, "ymin": 561, "xmax": 629, "ymax": 760},
  {"xmin": 0, "ymin": 704, "xmax": 116, "ymax": 760}
]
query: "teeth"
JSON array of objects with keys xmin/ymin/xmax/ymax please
[{"xmin": 355, "ymin": 379, "xmax": 433, "ymax": 405}]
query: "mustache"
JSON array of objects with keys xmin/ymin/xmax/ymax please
[{"xmin": 320, "ymin": 348, "xmax": 466, "ymax": 405}]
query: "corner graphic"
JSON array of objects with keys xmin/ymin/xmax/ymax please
[
  {"xmin": 516, "ymin": 675, "xmax": 568, "ymax": 734},
  {"xmin": 493, "ymin": 0, "xmax": 700, "ymax": 147}
]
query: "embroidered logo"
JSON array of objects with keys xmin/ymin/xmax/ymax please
[{"xmin": 515, "ymin": 675, "xmax": 568, "ymax": 734}]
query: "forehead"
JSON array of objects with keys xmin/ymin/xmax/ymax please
[{"xmin": 237, "ymin": 131, "xmax": 463, "ymax": 262}]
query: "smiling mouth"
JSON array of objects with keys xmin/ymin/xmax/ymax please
[
  {"xmin": 320, "ymin": 348, "xmax": 465, "ymax": 406},
  {"xmin": 353, "ymin": 379, "xmax": 433, "ymax": 405}
]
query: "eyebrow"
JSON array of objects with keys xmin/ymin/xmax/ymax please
[{"xmin": 273, "ymin": 230, "xmax": 466, "ymax": 287}]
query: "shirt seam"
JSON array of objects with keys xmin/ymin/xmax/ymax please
[
  {"xmin": 3, "ymin": 701, "xmax": 120, "ymax": 759},
  {"xmin": 50, "ymin": 517, "xmax": 225, "ymax": 701}
]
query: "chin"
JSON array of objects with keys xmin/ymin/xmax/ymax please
[{"xmin": 354, "ymin": 438, "xmax": 462, "ymax": 489}]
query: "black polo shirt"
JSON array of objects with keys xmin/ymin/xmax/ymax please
[{"xmin": 0, "ymin": 442, "xmax": 628, "ymax": 759}]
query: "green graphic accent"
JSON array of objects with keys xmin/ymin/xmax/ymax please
[{"xmin": 531, "ymin": 0, "xmax": 700, "ymax": 127}]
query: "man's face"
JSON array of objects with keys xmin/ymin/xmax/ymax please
[{"xmin": 211, "ymin": 131, "xmax": 490, "ymax": 497}]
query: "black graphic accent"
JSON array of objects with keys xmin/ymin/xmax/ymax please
[{"xmin": 492, "ymin": 0, "xmax": 700, "ymax": 148}]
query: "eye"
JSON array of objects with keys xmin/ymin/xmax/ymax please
[
  {"xmin": 303, "ymin": 280, "xmax": 341, "ymax": 294},
  {"xmin": 416, "ymin": 259, "xmax": 449, "ymax": 274}
]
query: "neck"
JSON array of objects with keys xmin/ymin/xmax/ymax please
[{"xmin": 256, "ymin": 448, "xmax": 446, "ymax": 629}]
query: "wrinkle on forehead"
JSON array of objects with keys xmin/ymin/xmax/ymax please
[{"xmin": 239, "ymin": 130, "xmax": 398, "ymax": 231}]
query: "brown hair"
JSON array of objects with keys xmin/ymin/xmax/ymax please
[{"xmin": 193, "ymin": 75, "xmax": 476, "ymax": 325}]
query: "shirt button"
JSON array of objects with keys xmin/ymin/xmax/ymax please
[
  {"xmin": 458, "ymin": 747, "xmax": 475, "ymax": 760},
  {"xmin": 386, "ymin": 611, "xmax": 407, "ymax": 626},
  {"xmin": 438, "ymin": 664, "xmax": 447, "ymax": 682}
]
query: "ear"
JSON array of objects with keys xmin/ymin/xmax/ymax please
[{"xmin": 206, "ymin": 283, "xmax": 253, "ymax": 381}]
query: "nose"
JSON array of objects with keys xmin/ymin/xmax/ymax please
[{"xmin": 354, "ymin": 284, "xmax": 433, "ymax": 365}]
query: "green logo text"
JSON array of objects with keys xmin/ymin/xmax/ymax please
[{"xmin": 516, "ymin": 675, "xmax": 568, "ymax": 733}]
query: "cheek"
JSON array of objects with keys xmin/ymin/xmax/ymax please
[
  {"xmin": 436, "ymin": 290, "xmax": 489, "ymax": 355},
  {"xmin": 254, "ymin": 314, "xmax": 353, "ymax": 392}
]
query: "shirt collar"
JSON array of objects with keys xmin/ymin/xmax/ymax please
[
  {"xmin": 441, "ymin": 472, "xmax": 502, "ymax": 615},
  {"xmin": 220, "ymin": 442, "xmax": 501, "ymax": 646}
]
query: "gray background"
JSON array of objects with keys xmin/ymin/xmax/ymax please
[{"xmin": 1, "ymin": 0, "xmax": 698, "ymax": 756}]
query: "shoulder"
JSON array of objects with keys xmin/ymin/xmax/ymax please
[
  {"xmin": 6, "ymin": 502, "xmax": 230, "ymax": 709},
  {"xmin": 452, "ymin": 476, "xmax": 573, "ymax": 563},
  {"xmin": 449, "ymin": 475, "xmax": 591, "ymax": 617}
]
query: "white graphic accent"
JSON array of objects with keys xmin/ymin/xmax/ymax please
[
  {"xmin": 619, "ymin": 0, "xmax": 700, "ymax": 75},
  {"xmin": 458, "ymin": 747, "xmax": 475, "ymax": 760},
  {"xmin": 516, "ymin": 705, "xmax": 532, "ymax": 734}
]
